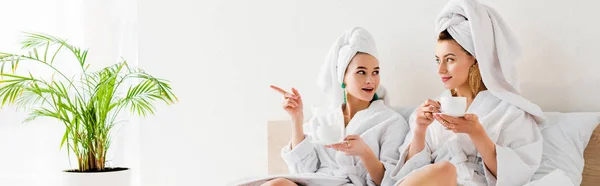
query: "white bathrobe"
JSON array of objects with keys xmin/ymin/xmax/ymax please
[
  {"xmin": 434, "ymin": 0, "xmax": 546, "ymax": 124},
  {"xmin": 383, "ymin": 0, "xmax": 546, "ymax": 184},
  {"xmin": 232, "ymin": 27, "xmax": 409, "ymax": 186},
  {"xmin": 383, "ymin": 90, "xmax": 543, "ymax": 186},
  {"xmin": 234, "ymin": 100, "xmax": 408, "ymax": 186}
]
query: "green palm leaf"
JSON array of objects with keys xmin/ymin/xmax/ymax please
[{"xmin": 0, "ymin": 32, "xmax": 178, "ymax": 172}]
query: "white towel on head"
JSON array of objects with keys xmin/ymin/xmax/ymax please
[
  {"xmin": 435, "ymin": 0, "xmax": 546, "ymax": 123},
  {"xmin": 317, "ymin": 27, "xmax": 387, "ymax": 108}
]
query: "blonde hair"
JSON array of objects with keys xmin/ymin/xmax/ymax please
[{"xmin": 450, "ymin": 62, "xmax": 487, "ymax": 97}]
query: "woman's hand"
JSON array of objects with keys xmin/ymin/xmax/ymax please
[
  {"xmin": 329, "ymin": 135, "xmax": 386, "ymax": 185},
  {"xmin": 434, "ymin": 113, "xmax": 484, "ymax": 136},
  {"xmin": 436, "ymin": 113, "xmax": 498, "ymax": 177},
  {"xmin": 325, "ymin": 135, "xmax": 372, "ymax": 157},
  {"xmin": 270, "ymin": 85, "xmax": 304, "ymax": 123},
  {"xmin": 416, "ymin": 99, "xmax": 441, "ymax": 129}
]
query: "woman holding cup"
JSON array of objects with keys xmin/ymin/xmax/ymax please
[
  {"xmin": 384, "ymin": 0, "xmax": 546, "ymax": 185},
  {"xmin": 236, "ymin": 27, "xmax": 409, "ymax": 186}
]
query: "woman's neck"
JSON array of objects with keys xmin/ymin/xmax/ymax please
[
  {"xmin": 342, "ymin": 94, "xmax": 370, "ymax": 126},
  {"xmin": 455, "ymin": 84, "xmax": 475, "ymax": 108}
]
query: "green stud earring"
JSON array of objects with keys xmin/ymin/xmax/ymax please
[{"xmin": 342, "ymin": 83, "xmax": 347, "ymax": 104}]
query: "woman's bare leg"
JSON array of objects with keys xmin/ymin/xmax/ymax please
[
  {"xmin": 398, "ymin": 161, "xmax": 457, "ymax": 186},
  {"xmin": 260, "ymin": 178, "xmax": 298, "ymax": 186}
]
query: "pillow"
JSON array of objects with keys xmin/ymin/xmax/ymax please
[
  {"xmin": 393, "ymin": 106, "xmax": 417, "ymax": 122},
  {"xmin": 532, "ymin": 112, "xmax": 600, "ymax": 185}
]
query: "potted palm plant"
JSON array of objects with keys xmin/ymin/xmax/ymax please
[{"xmin": 0, "ymin": 33, "xmax": 177, "ymax": 186}]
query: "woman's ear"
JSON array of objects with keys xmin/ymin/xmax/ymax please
[{"xmin": 471, "ymin": 57, "xmax": 478, "ymax": 65}]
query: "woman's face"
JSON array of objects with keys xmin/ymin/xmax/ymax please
[
  {"xmin": 435, "ymin": 39, "xmax": 476, "ymax": 90},
  {"xmin": 343, "ymin": 53, "xmax": 380, "ymax": 102}
]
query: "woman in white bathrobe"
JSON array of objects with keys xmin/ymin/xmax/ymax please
[
  {"xmin": 384, "ymin": 0, "xmax": 545, "ymax": 186},
  {"xmin": 237, "ymin": 27, "xmax": 408, "ymax": 186}
]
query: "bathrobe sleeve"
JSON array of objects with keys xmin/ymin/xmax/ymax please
[
  {"xmin": 280, "ymin": 117, "xmax": 321, "ymax": 174},
  {"xmin": 383, "ymin": 113, "xmax": 434, "ymax": 186},
  {"xmin": 366, "ymin": 116, "xmax": 409, "ymax": 186},
  {"xmin": 482, "ymin": 109, "xmax": 543, "ymax": 186}
]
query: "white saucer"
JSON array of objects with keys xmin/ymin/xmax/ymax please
[
  {"xmin": 310, "ymin": 140, "xmax": 345, "ymax": 146},
  {"xmin": 442, "ymin": 113, "xmax": 465, "ymax": 117}
]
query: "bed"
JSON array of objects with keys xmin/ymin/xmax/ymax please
[{"xmin": 267, "ymin": 110, "xmax": 600, "ymax": 186}]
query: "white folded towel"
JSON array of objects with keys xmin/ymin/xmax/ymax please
[{"xmin": 317, "ymin": 27, "xmax": 387, "ymax": 108}]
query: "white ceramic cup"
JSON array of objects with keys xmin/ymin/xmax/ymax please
[
  {"xmin": 316, "ymin": 125, "xmax": 341, "ymax": 142},
  {"xmin": 439, "ymin": 97, "xmax": 467, "ymax": 117}
]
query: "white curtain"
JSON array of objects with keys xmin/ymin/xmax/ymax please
[{"xmin": 0, "ymin": 0, "xmax": 139, "ymax": 185}]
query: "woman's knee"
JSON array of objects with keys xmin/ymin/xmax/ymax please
[
  {"xmin": 261, "ymin": 178, "xmax": 296, "ymax": 186},
  {"xmin": 436, "ymin": 161, "xmax": 456, "ymax": 175},
  {"xmin": 435, "ymin": 161, "xmax": 457, "ymax": 184},
  {"xmin": 397, "ymin": 162, "xmax": 457, "ymax": 186}
]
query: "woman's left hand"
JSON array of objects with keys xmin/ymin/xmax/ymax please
[
  {"xmin": 434, "ymin": 113, "xmax": 484, "ymax": 136},
  {"xmin": 325, "ymin": 135, "xmax": 371, "ymax": 157}
]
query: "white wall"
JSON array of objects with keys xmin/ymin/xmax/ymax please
[
  {"xmin": 0, "ymin": 1, "xmax": 83, "ymax": 185},
  {"xmin": 137, "ymin": 0, "xmax": 600, "ymax": 185}
]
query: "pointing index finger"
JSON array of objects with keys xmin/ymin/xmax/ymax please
[{"xmin": 270, "ymin": 85, "xmax": 290, "ymax": 96}]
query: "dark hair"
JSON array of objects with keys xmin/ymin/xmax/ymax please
[
  {"xmin": 438, "ymin": 30, "xmax": 455, "ymax": 41},
  {"xmin": 438, "ymin": 30, "xmax": 472, "ymax": 56}
]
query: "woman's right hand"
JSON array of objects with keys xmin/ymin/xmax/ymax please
[
  {"xmin": 416, "ymin": 99, "xmax": 441, "ymax": 128},
  {"xmin": 270, "ymin": 85, "xmax": 304, "ymax": 122},
  {"xmin": 406, "ymin": 99, "xmax": 441, "ymax": 161}
]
